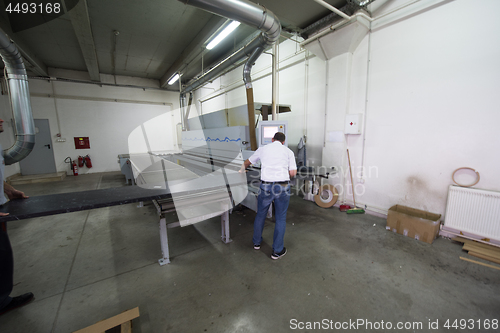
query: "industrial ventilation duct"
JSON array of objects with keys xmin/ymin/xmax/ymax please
[
  {"xmin": 177, "ymin": 0, "xmax": 281, "ymax": 150},
  {"xmin": 178, "ymin": 0, "xmax": 280, "ymax": 93},
  {"xmin": 0, "ymin": 28, "xmax": 35, "ymax": 165}
]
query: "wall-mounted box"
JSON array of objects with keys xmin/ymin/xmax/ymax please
[
  {"xmin": 345, "ymin": 114, "xmax": 362, "ymax": 134},
  {"xmin": 74, "ymin": 137, "xmax": 90, "ymax": 149}
]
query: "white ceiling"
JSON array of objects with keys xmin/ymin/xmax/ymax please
[{"xmin": 0, "ymin": 0, "xmax": 366, "ymax": 91}]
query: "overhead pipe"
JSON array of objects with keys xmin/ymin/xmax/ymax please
[
  {"xmin": 304, "ymin": 0, "xmax": 424, "ymax": 48},
  {"xmin": 181, "ymin": 35, "xmax": 268, "ymax": 94},
  {"xmin": 178, "ymin": 0, "xmax": 281, "ymax": 150},
  {"xmin": 179, "ymin": 0, "xmax": 281, "ymax": 94},
  {"xmin": 0, "ymin": 28, "xmax": 35, "ymax": 165},
  {"xmin": 313, "ymin": 0, "xmax": 351, "ymax": 20}
]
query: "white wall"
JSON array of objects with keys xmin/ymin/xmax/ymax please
[
  {"xmin": 0, "ymin": 74, "xmax": 180, "ymax": 177},
  {"xmin": 191, "ymin": 0, "xmax": 500, "ymax": 217},
  {"xmin": 324, "ymin": 0, "xmax": 500, "ymax": 216}
]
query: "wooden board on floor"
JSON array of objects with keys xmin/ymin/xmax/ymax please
[
  {"xmin": 452, "ymin": 236, "xmax": 500, "ymax": 249},
  {"xmin": 463, "ymin": 244, "xmax": 500, "ymax": 260},
  {"xmin": 453, "ymin": 236, "xmax": 500, "ymax": 265},
  {"xmin": 468, "ymin": 251, "xmax": 500, "ymax": 265},
  {"xmin": 460, "ymin": 256, "xmax": 500, "ymax": 271},
  {"xmin": 72, "ymin": 307, "xmax": 139, "ymax": 333}
]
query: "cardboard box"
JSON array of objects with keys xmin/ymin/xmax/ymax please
[{"xmin": 386, "ymin": 205, "xmax": 441, "ymax": 244}]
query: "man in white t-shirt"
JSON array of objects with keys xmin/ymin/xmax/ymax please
[
  {"xmin": 240, "ymin": 132, "xmax": 297, "ymax": 259},
  {"xmin": 0, "ymin": 118, "xmax": 33, "ymax": 316}
]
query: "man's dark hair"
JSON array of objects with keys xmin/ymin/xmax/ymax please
[{"xmin": 273, "ymin": 132, "xmax": 286, "ymax": 143}]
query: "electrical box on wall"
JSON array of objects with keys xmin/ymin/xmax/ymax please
[
  {"xmin": 345, "ymin": 114, "xmax": 362, "ymax": 134},
  {"xmin": 74, "ymin": 137, "xmax": 90, "ymax": 149}
]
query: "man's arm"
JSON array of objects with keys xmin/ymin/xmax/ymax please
[
  {"xmin": 239, "ymin": 159, "xmax": 252, "ymax": 173},
  {"xmin": 0, "ymin": 182, "xmax": 28, "ymax": 216},
  {"xmin": 288, "ymin": 149, "xmax": 297, "ymax": 179},
  {"xmin": 4, "ymin": 182, "xmax": 28, "ymax": 200}
]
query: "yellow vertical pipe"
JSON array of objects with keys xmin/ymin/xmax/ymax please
[{"xmin": 246, "ymin": 88, "xmax": 257, "ymax": 151}]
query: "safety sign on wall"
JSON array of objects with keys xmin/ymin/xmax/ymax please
[{"xmin": 74, "ymin": 137, "xmax": 90, "ymax": 149}]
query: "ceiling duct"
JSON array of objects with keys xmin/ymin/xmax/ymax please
[
  {"xmin": 0, "ymin": 28, "xmax": 35, "ymax": 165},
  {"xmin": 301, "ymin": 10, "xmax": 371, "ymax": 61},
  {"xmin": 178, "ymin": 0, "xmax": 281, "ymax": 94},
  {"xmin": 177, "ymin": 0, "xmax": 281, "ymax": 150},
  {"xmin": 347, "ymin": 0, "xmax": 377, "ymax": 8},
  {"xmin": 300, "ymin": 3, "xmax": 356, "ymax": 40}
]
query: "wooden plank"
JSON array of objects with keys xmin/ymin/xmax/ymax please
[
  {"xmin": 121, "ymin": 321, "xmax": 132, "ymax": 333},
  {"xmin": 461, "ymin": 239, "xmax": 500, "ymax": 253},
  {"xmin": 463, "ymin": 244, "xmax": 500, "ymax": 260},
  {"xmin": 468, "ymin": 252, "xmax": 500, "ymax": 265},
  {"xmin": 452, "ymin": 236, "xmax": 469, "ymax": 243},
  {"xmin": 72, "ymin": 307, "xmax": 139, "ymax": 333},
  {"xmin": 460, "ymin": 256, "xmax": 500, "ymax": 271},
  {"xmin": 451, "ymin": 235, "xmax": 500, "ymax": 248}
]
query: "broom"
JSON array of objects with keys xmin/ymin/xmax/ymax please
[{"xmin": 346, "ymin": 149, "xmax": 365, "ymax": 214}]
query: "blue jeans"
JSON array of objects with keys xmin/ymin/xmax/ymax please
[{"xmin": 252, "ymin": 183, "xmax": 290, "ymax": 253}]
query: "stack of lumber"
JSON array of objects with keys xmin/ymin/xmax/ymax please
[{"xmin": 453, "ymin": 237, "xmax": 500, "ymax": 265}]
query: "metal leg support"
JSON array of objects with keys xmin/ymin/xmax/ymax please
[
  {"xmin": 221, "ymin": 203, "xmax": 232, "ymax": 244},
  {"xmin": 158, "ymin": 215, "xmax": 171, "ymax": 265}
]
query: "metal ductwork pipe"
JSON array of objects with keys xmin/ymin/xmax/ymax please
[
  {"xmin": 0, "ymin": 28, "xmax": 35, "ymax": 165},
  {"xmin": 178, "ymin": 0, "xmax": 281, "ymax": 150},
  {"xmin": 178, "ymin": 0, "xmax": 280, "ymax": 46}
]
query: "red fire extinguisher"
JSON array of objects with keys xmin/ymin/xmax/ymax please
[
  {"xmin": 72, "ymin": 161, "xmax": 79, "ymax": 176},
  {"xmin": 78, "ymin": 155, "xmax": 84, "ymax": 168},
  {"xmin": 84, "ymin": 155, "xmax": 92, "ymax": 168},
  {"xmin": 64, "ymin": 157, "xmax": 78, "ymax": 176}
]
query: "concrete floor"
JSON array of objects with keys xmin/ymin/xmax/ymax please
[{"xmin": 0, "ymin": 172, "xmax": 499, "ymax": 332}]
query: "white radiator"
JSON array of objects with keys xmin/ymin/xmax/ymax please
[{"xmin": 444, "ymin": 185, "xmax": 500, "ymax": 242}]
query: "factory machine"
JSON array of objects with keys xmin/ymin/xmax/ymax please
[
  {"xmin": 126, "ymin": 134, "xmax": 248, "ymax": 265},
  {"xmin": 114, "ymin": 105, "xmax": 337, "ymax": 264}
]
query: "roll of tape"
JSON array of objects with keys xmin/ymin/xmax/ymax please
[
  {"xmin": 452, "ymin": 167, "xmax": 480, "ymax": 187},
  {"xmin": 314, "ymin": 184, "xmax": 339, "ymax": 208}
]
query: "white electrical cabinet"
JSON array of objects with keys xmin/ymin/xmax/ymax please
[{"xmin": 345, "ymin": 114, "xmax": 362, "ymax": 134}]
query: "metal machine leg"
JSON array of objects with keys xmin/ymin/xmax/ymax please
[
  {"xmin": 158, "ymin": 215, "xmax": 170, "ymax": 265},
  {"xmin": 220, "ymin": 203, "xmax": 232, "ymax": 244}
]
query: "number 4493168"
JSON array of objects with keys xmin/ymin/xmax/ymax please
[
  {"xmin": 6, "ymin": 2, "xmax": 61, "ymax": 14},
  {"xmin": 444, "ymin": 319, "xmax": 498, "ymax": 330}
]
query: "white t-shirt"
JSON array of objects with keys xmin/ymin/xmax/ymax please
[{"xmin": 248, "ymin": 141, "xmax": 297, "ymax": 182}]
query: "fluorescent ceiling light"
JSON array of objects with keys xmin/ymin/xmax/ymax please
[
  {"xmin": 168, "ymin": 73, "xmax": 180, "ymax": 85},
  {"xmin": 206, "ymin": 21, "xmax": 241, "ymax": 50}
]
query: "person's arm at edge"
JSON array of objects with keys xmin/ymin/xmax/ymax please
[
  {"xmin": 4, "ymin": 182, "xmax": 28, "ymax": 200},
  {"xmin": 0, "ymin": 182, "xmax": 29, "ymax": 217},
  {"xmin": 289, "ymin": 148, "xmax": 297, "ymax": 179},
  {"xmin": 239, "ymin": 159, "xmax": 252, "ymax": 173}
]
